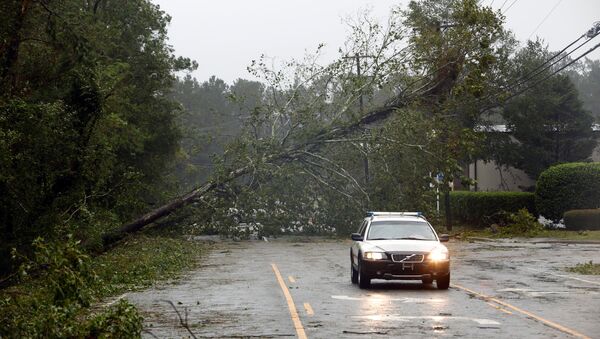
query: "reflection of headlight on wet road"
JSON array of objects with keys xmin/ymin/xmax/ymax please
[
  {"xmin": 428, "ymin": 247, "xmax": 449, "ymax": 261},
  {"xmin": 364, "ymin": 252, "xmax": 386, "ymax": 260}
]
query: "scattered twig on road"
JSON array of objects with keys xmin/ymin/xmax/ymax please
[
  {"xmin": 343, "ymin": 330, "xmax": 389, "ymax": 335},
  {"xmin": 142, "ymin": 329, "xmax": 160, "ymax": 339},
  {"xmin": 161, "ymin": 299, "xmax": 198, "ymax": 339}
]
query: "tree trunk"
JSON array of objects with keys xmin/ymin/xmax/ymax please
[
  {"xmin": 0, "ymin": 0, "xmax": 31, "ymax": 89},
  {"xmin": 102, "ymin": 166, "xmax": 250, "ymax": 248}
]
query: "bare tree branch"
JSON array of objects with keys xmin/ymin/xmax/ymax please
[{"xmin": 161, "ymin": 300, "xmax": 198, "ymax": 339}]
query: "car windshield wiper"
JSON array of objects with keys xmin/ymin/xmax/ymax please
[
  {"xmin": 368, "ymin": 237, "xmax": 391, "ymax": 240},
  {"xmin": 393, "ymin": 237, "xmax": 429, "ymax": 240}
]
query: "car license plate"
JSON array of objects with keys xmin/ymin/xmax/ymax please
[{"xmin": 402, "ymin": 263, "xmax": 414, "ymax": 270}]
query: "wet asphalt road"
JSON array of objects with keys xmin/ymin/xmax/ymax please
[{"xmin": 125, "ymin": 238, "xmax": 600, "ymax": 338}]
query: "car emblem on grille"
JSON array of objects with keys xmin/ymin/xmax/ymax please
[{"xmin": 391, "ymin": 253, "xmax": 424, "ymax": 263}]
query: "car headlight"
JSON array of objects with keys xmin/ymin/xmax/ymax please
[
  {"xmin": 428, "ymin": 247, "xmax": 449, "ymax": 261},
  {"xmin": 364, "ymin": 252, "xmax": 387, "ymax": 260}
]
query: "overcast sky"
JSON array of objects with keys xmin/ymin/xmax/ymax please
[{"xmin": 151, "ymin": 0, "xmax": 600, "ymax": 84}]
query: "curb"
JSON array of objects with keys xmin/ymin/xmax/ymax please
[
  {"xmin": 465, "ymin": 237, "xmax": 496, "ymax": 242},
  {"xmin": 465, "ymin": 236, "xmax": 600, "ymax": 245},
  {"xmin": 529, "ymin": 239, "xmax": 600, "ymax": 245}
]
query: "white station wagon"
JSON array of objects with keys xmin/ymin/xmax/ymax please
[{"xmin": 350, "ymin": 212, "xmax": 450, "ymax": 289}]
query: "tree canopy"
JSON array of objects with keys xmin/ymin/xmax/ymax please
[{"xmin": 0, "ymin": 0, "xmax": 195, "ymax": 273}]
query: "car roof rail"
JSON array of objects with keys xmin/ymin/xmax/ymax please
[{"xmin": 366, "ymin": 211, "xmax": 425, "ymax": 218}]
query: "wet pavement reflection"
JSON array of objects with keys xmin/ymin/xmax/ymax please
[{"xmin": 124, "ymin": 238, "xmax": 600, "ymax": 338}]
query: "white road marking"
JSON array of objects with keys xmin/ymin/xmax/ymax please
[
  {"xmin": 353, "ymin": 315, "xmax": 501, "ymax": 327},
  {"xmin": 523, "ymin": 267, "xmax": 600, "ymax": 286},
  {"xmin": 332, "ymin": 295, "xmax": 444, "ymax": 303}
]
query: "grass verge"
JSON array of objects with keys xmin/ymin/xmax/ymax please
[
  {"xmin": 93, "ymin": 234, "xmax": 208, "ymax": 297},
  {"xmin": 566, "ymin": 261, "xmax": 600, "ymax": 275}
]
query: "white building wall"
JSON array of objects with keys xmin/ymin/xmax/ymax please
[
  {"xmin": 468, "ymin": 160, "xmax": 535, "ymax": 192},
  {"xmin": 467, "ymin": 141, "xmax": 600, "ymax": 192}
]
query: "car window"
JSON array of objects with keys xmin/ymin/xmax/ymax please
[
  {"xmin": 366, "ymin": 220, "xmax": 436, "ymax": 240},
  {"xmin": 359, "ymin": 220, "xmax": 368, "ymax": 237},
  {"xmin": 357, "ymin": 220, "xmax": 367, "ymax": 236}
]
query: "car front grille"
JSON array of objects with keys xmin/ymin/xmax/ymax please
[{"xmin": 391, "ymin": 253, "xmax": 425, "ymax": 263}]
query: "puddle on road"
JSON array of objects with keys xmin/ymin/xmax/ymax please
[
  {"xmin": 332, "ymin": 295, "xmax": 445, "ymax": 304},
  {"xmin": 353, "ymin": 315, "xmax": 501, "ymax": 329}
]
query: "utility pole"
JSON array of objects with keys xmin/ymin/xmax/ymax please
[
  {"xmin": 354, "ymin": 54, "xmax": 365, "ymax": 114},
  {"xmin": 343, "ymin": 54, "xmax": 374, "ymax": 188}
]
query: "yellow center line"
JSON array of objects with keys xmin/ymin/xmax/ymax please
[
  {"xmin": 303, "ymin": 302, "xmax": 314, "ymax": 316},
  {"xmin": 486, "ymin": 301, "xmax": 513, "ymax": 315},
  {"xmin": 289, "ymin": 276, "xmax": 296, "ymax": 283},
  {"xmin": 271, "ymin": 263, "xmax": 308, "ymax": 339},
  {"xmin": 453, "ymin": 283, "xmax": 591, "ymax": 339}
]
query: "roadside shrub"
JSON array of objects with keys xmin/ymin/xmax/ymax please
[
  {"xmin": 536, "ymin": 162, "xmax": 600, "ymax": 221},
  {"xmin": 86, "ymin": 299, "xmax": 143, "ymax": 338},
  {"xmin": 0, "ymin": 236, "xmax": 143, "ymax": 338},
  {"xmin": 563, "ymin": 209, "xmax": 600, "ymax": 231},
  {"xmin": 499, "ymin": 208, "xmax": 543, "ymax": 236},
  {"xmin": 449, "ymin": 191, "xmax": 536, "ymax": 227},
  {"xmin": 11, "ymin": 235, "xmax": 98, "ymax": 307}
]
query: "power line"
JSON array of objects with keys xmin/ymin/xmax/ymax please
[
  {"xmin": 518, "ymin": 34, "xmax": 585, "ymax": 79},
  {"xmin": 502, "ymin": 41, "xmax": 600, "ymax": 103},
  {"xmin": 508, "ymin": 33, "xmax": 591, "ymax": 93},
  {"xmin": 469, "ymin": 21, "xmax": 599, "ymax": 115},
  {"xmin": 473, "ymin": 33, "xmax": 589, "ymax": 110},
  {"xmin": 527, "ymin": 0, "xmax": 563, "ymax": 40},
  {"xmin": 498, "ymin": 0, "xmax": 509, "ymax": 11},
  {"xmin": 502, "ymin": 0, "xmax": 519, "ymax": 14}
]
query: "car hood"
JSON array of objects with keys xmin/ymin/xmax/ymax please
[{"xmin": 363, "ymin": 240, "xmax": 441, "ymax": 253}]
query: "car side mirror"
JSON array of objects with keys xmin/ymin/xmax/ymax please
[
  {"xmin": 439, "ymin": 234, "xmax": 450, "ymax": 242},
  {"xmin": 351, "ymin": 233, "xmax": 363, "ymax": 241}
]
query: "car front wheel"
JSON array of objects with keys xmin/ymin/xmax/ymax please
[
  {"xmin": 436, "ymin": 273, "xmax": 450, "ymax": 290},
  {"xmin": 350, "ymin": 252, "xmax": 358, "ymax": 284},
  {"xmin": 357, "ymin": 257, "xmax": 371, "ymax": 289}
]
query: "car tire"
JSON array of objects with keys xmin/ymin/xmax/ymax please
[
  {"xmin": 357, "ymin": 257, "xmax": 371, "ymax": 289},
  {"xmin": 436, "ymin": 273, "xmax": 450, "ymax": 290},
  {"xmin": 351, "ymin": 251, "xmax": 358, "ymax": 284}
]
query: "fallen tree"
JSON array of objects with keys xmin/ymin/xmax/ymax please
[
  {"xmin": 101, "ymin": 101, "xmax": 410, "ymax": 247},
  {"xmin": 102, "ymin": 0, "xmax": 514, "ymax": 247}
]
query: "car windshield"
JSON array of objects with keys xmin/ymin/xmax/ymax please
[{"xmin": 367, "ymin": 220, "xmax": 437, "ymax": 241}]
